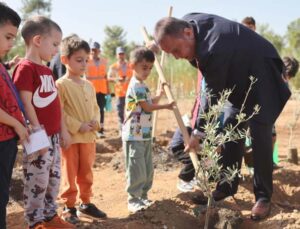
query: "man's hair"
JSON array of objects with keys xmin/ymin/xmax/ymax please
[
  {"xmin": 21, "ymin": 15, "xmax": 62, "ymax": 45},
  {"xmin": 283, "ymin": 56, "xmax": 299, "ymax": 78},
  {"xmin": 61, "ymin": 34, "xmax": 90, "ymax": 58},
  {"xmin": 130, "ymin": 47, "xmax": 155, "ymax": 65},
  {"xmin": 242, "ymin": 16, "xmax": 256, "ymax": 26},
  {"xmin": 154, "ymin": 17, "xmax": 191, "ymax": 43},
  {"xmin": 0, "ymin": 2, "xmax": 21, "ymax": 28}
]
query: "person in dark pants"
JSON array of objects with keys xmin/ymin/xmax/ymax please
[
  {"xmin": 108, "ymin": 47, "xmax": 133, "ymax": 137},
  {"xmin": 86, "ymin": 42, "xmax": 109, "ymax": 138},
  {"xmin": 170, "ymin": 126, "xmax": 195, "ymax": 192},
  {"xmin": 153, "ymin": 13, "xmax": 291, "ymax": 220},
  {"xmin": 0, "ymin": 3, "xmax": 28, "ymax": 228},
  {"xmin": 169, "ymin": 71, "xmax": 204, "ymax": 192},
  {"xmin": 48, "ymin": 52, "xmax": 66, "ymax": 81}
]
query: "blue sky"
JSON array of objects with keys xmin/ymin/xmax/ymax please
[{"xmin": 5, "ymin": 0, "xmax": 300, "ymax": 45}]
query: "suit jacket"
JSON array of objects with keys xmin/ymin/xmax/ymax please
[
  {"xmin": 49, "ymin": 53, "xmax": 66, "ymax": 81},
  {"xmin": 183, "ymin": 13, "xmax": 291, "ymax": 129}
]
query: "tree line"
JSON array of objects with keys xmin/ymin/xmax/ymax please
[{"xmin": 5, "ymin": 0, "xmax": 300, "ymax": 89}]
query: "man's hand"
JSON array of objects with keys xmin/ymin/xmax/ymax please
[{"xmin": 184, "ymin": 134, "xmax": 201, "ymax": 153}]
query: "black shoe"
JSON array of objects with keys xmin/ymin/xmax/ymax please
[
  {"xmin": 77, "ymin": 203, "xmax": 107, "ymax": 219},
  {"xmin": 192, "ymin": 190, "xmax": 231, "ymax": 205},
  {"xmin": 273, "ymin": 163, "xmax": 281, "ymax": 170},
  {"xmin": 98, "ymin": 128, "xmax": 105, "ymax": 138},
  {"xmin": 62, "ymin": 206, "xmax": 80, "ymax": 224}
]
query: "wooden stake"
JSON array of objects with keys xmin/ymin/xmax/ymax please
[
  {"xmin": 141, "ymin": 26, "xmax": 199, "ymax": 170},
  {"xmin": 152, "ymin": 6, "xmax": 173, "ymax": 140}
]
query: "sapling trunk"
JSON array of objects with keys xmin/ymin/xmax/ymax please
[
  {"xmin": 194, "ymin": 76, "xmax": 260, "ymax": 227},
  {"xmin": 204, "ymin": 196, "xmax": 212, "ymax": 229}
]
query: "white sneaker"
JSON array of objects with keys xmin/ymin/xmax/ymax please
[
  {"xmin": 96, "ymin": 132, "xmax": 105, "ymax": 139},
  {"xmin": 190, "ymin": 177, "xmax": 198, "ymax": 188},
  {"xmin": 128, "ymin": 199, "xmax": 146, "ymax": 213},
  {"xmin": 140, "ymin": 198, "xmax": 153, "ymax": 207},
  {"xmin": 177, "ymin": 179, "xmax": 194, "ymax": 193}
]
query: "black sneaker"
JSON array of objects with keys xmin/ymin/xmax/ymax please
[
  {"xmin": 62, "ymin": 206, "xmax": 80, "ymax": 225},
  {"xmin": 97, "ymin": 128, "xmax": 105, "ymax": 138},
  {"xmin": 77, "ymin": 203, "xmax": 107, "ymax": 219}
]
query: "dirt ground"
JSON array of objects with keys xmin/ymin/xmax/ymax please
[{"xmin": 7, "ymin": 98, "xmax": 300, "ymax": 229}]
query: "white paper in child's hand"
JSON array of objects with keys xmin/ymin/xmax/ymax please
[{"xmin": 23, "ymin": 129, "xmax": 50, "ymax": 155}]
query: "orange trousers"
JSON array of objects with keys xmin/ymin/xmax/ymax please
[{"xmin": 59, "ymin": 143, "xmax": 96, "ymax": 207}]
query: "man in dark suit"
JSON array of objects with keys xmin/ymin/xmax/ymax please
[
  {"xmin": 48, "ymin": 52, "xmax": 66, "ymax": 81},
  {"xmin": 153, "ymin": 13, "xmax": 291, "ymax": 220}
]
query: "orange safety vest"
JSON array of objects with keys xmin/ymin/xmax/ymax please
[
  {"xmin": 86, "ymin": 58, "xmax": 108, "ymax": 94},
  {"xmin": 110, "ymin": 62, "xmax": 133, "ymax": 97}
]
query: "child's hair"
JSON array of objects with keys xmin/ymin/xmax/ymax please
[
  {"xmin": 61, "ymin": 34, "xmax": 90, "ymax": 58},
  {"xmin": 0, "ymin": 2, "xmax": 21, "ymax": 28},
  {"xmin": 242, "ymin": 16, "xmax": 256, "ymax": 26},
  {"xmin": 21, "ymin": 15, "xmax": 62, "ymax": 45},
  {"xmin": 130, "ymin": 47, "xmax": 155, "ymax": 65},
  {"xmin": 283, "ymin": 56, "xmax": 299, "ymax": 78}
]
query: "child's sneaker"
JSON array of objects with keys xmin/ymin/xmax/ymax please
[
  {"xmin": 140, "ymin": 198, "xmax": 153, "ymax": 207},
  {"xmin": 177, "ymin": 179, "xmax": 194, "ymax": 193},
  {"xmin": 62, "ymin": 206, "xmax": 80, "ymax": 225},
  {"xmin": 97, "ymin": 128, "xmax": 105, "ymax": 138},
  {"xmin": 77, "ymin": 203, "xmax": 107, "ymax": 220},
  {"xmin": 128, "ymin": 198, "xmax": 146, "ymax": 213},
  {"xmin": 43, "ymin": 214, "xmax": 75, "ymax": 228}
]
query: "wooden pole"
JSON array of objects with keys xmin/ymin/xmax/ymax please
[
  {"xmin": 152, "ymin": 6, "xmax": 173, "ymax": 140},
  {"xmin": 141, "ymin": 27, "xmax": 199, "ymax": 170}
]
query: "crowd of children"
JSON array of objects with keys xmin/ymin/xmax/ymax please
[{"xmin": 0, "ymin": 2, "xmax": 173, "ymax": 228}]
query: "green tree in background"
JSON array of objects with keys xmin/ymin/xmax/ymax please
[
  {"xmin": 285, "ymin": 18, "xmax": 300, "ymax": 89},
  {"xmin": 257, "ymin": 23, "xmax": 284, "ymax": 55},
  {"xmin": 21, "ymin": 0, "xmax": 52, "ymax": 19},
  {"xmin": 286, "ymin": 18, "xmax": 300, "ymax": 59},
  {"xmin": 6, "ymin": 0, "xmax": 52, "ymax": 62},
  {"xmin": 102, "ymin": 25, "xmax": 127, "ymax": 60}
]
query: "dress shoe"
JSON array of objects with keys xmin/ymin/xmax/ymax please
[
  {"xmin": 192, "ymin": 190, "xmax": 231, "ymax": 205},
  {"xmin": 251, "ymin": 199, "xmax": 271, "ymax": 220}
]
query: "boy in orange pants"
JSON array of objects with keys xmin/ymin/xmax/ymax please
[{"xmin": 56, "ymin": 35, "xmax": 107, "ymax": 224}]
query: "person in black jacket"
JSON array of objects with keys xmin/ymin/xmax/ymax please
[
  {"xmin": 153, "ymin": 13, "xmax": 291, "ymax": 220},
  {"xmin": 48, "ymin": 52, "xmax": 66, "ymax": 80}
]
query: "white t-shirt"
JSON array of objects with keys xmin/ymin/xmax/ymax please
[{"xmin": 122, "ymin": 76, "xmax": 152, "ymax": 141}]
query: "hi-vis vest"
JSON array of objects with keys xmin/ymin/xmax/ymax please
[
  {"xmin": 86, "ymin": 58, "xmax": 108, "ymax": 94},
  {"xmin": 110, "ymin": 62, "xmax": 133, "ymax": 97}
]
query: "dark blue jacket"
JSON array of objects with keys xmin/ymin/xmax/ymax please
[{"xmin": 183, "ymin": 13, "xmax": 291, "ymax": 129}]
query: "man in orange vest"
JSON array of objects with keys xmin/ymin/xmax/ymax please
[
  {"xmin": 86, "ymin": 42, "xmax": 109, "ymax": 138},
  {"xmin": 108, "ymin": 47, "xmax": 133, "ymax": 136}
]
